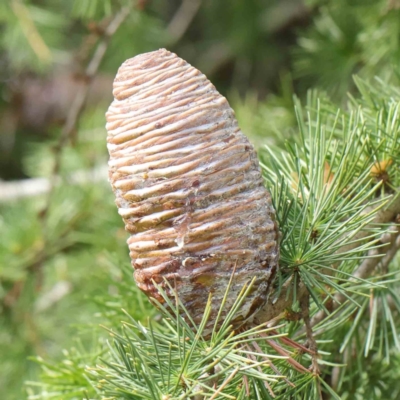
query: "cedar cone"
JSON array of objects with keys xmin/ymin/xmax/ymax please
[{"xmin": 106, "ymin": 49, "xmax": 279, "ymax": 333}]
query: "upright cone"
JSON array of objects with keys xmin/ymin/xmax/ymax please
[{"xmin": 106, "ymin": 49, "xmax": 279, "ymax": 333}]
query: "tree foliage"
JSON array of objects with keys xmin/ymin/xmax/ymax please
[{"xmin": 1, "ymin": 1, "xmax": 400, "ymax": 399}]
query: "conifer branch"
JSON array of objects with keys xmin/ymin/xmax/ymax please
[
  {"xmin": 257, "ymin": 193, "xmax": 400, "ymax": 330},
  {"xmin": 308, "ymin": 201, "xmax": 400, "ymax": 330},
  {"xmin": 40, "ymin": 5, "xmax": 131, "ymax": 219}
]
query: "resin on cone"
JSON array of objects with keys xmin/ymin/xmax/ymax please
[{"xmin": 106, "ymin": 49, "xmax": 279, "ymax": 333}]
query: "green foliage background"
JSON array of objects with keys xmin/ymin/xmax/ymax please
[{"xmin": 1, "ymin": 0, "xmax": 400, "ymax": 399}]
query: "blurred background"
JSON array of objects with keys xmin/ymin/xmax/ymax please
[{"xmin": 1, "ymin": 0, "xmax": 400, "ymax": 398}]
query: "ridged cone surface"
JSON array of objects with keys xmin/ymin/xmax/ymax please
[{"xmin": 106, "ymin": 49, "xmax": 279, "ymax": 333}]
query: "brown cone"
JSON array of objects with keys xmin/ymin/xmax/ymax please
[{"xmin": 106, "ymin": 49, "xmax": 279, "ymax": 334}]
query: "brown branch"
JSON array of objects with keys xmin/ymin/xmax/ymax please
[
  {"xmin": 167, "ymin": 0, "xmax": 202, "ymax": 44},
  {"xmin": 58, "ymin": 5, "xmax": 131, "ymax": 150},
  {"xmin": 41, "ymin": 5, "xmax": 131, "ymax": 219},
  {"xmin": 379, "ymin": 228, "xmax": 400, "ymax": 272},
  {"xmin": 256, "ymin": 277, "xmax": 308, "ymax": 324},
  {"xmin": 300, "ymin": 295, "xmax": 320, "ymax": 375}
]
